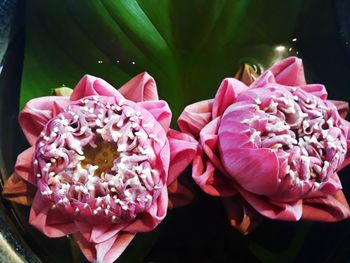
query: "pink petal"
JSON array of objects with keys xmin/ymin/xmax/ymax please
[
  {"xmin": 212, "ymin": 78, "xmax": 248, "ymax": 118},
  {"xmin": 70, "ymin": 75, "xmax": 123, "ymax": 101},
  {"xmin": 118, "ymin": 72, "xmax": 158, "ymax": 102},
  {"xmin": 178, "ymin": 99, "xmax": 213, "ymax": 137},
  {"xmin": 240, "ymin": 189, "xmax": 303, "ymax": 220},
  {"xmin": 340, "ymin": 120, "xmax": 350, "ymax": 169},
  {"xmin": 167, "ymin": 129, "xmax": 198, "ymax": 185},
  {"xmin": 268, "ymin": 56, "xmax": 306, "ymax": 86},
  {"xmin": 90, "ymin": 224, "xmax": 126, "ymax": 243},
  {"xmin": 97, "ymin": 232, "xmax": 135, "ymax": 263},
  {"xmin": 124, "ymin": 187, "xmax": 168, "ymax": 233},
  {"xmin": 14, "ymin": 146, "xmax": 36, "ymax": 185},
  {"xmin": 74, "ymin": 231, "xmax": 134, "ymax": 263},
  {"xmin": 192, "ymin": 149, "xmax": 237, "ymax": 197},
  {"xmin": 250, "ymin": 71, "xmax": 277, "ymax": 89},
  {"xmin": 19, "ymin": 97, "xmax": 70, "ymax": 145},
  {"xmin": 139, "ymin": 100, "xmax": 172, "ymax": 131},
  {"xmin": 29, "ymin": 192, "xmax": 76, "ymax": 237},
  {"xmin": 329, "ymin": 100, "xmax": 349, "ymax": 119},
  {"xmin": 220, "ymin": 147, "xmax": 280, "ymax": 195},
  {"xmin": 302, "ymin": 190, "xmax": 350, "ymax": 221},
  {"xmin": 299, "ymin": 84, "xmax": 328, "ymax": 99}
]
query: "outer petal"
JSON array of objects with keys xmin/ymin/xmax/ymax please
[
  {"xmin": 178, "ymin": 99, "xmax": 213, "ymax": 137},
  {"xmin": 118, "ymin": 72, "xmax": 158, "ymax": 102},
  {"xmin": 268, "ymin": 56, "xmax": 306, "ymax": 86},
  {"xmin": 139, "ymin": 100, "xmax": 172, "ymax": 131},
  {"xmin": 13, "ymin": 146, "xmax": 35, "ymax": 185},
  {"xmin": 70, "ymin": 75, "xmax": 123, "ymax": 101},
  {"xmin": 302, "ymin": 190, "xmax": 350, "ymax": 221},
  {"xmin": 340, "ymin": 120, "xmax": 350, "ymax": 169},
  {"xmin": 212, "ymin": 78, "xmax": 249, "ymax": 118},
  {"xmin": 167, "ymin": 129, "xmax": 198, "ymax": 185},
  {"xmin": 74, "ymin": 231, "xmax": 135, "ymax": 263},
  {"xmin": 2, "ymin": 173, "xmax": 36, "ymax": 206},
  {"xmin": 192, "ymin": 118, "xmax": 237, "ymax": 197},
  {"xmin": 240, "ymin": 189, "xmax": 303, "ymax": 221},
  {"xmin": 329, "ymin": 100, "xmax": 349, "ymax": 119},
  {"xmin": 29, "ymin": 192, "xmax": 76, "ymax": 237},
  {"xmin": 19, "ymin": 97, "xmax": 70, "ymax": 145},
  {"xmin": 223, "ymin": 194, "xmax": 263, "ymax": 235},
  {"xmin": 299, "ymin": 84, "xmax": 328, "ymax": 99}
]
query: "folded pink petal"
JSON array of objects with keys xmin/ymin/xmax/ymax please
[
  {"xmin": 212, "ymin": 78, "xmax": 248, "ymax": 118},
  {"xmin": 70, "ymin": 75, "xmax": 123, "ymax": 101},
  {"xmin": 240, "ymin": 189, "xmax": 303, "ymax": 221},
  {"xmin": 340, "ymin": 120, "xmax": 350, "ymax": 170},
  {"xmin": 299, "ymin": 84, "xmax": 327, "ymax": 99},
  {"xmin": 29, "ymin": 192, "xmax": 76, "ymax": 237},
  {"xmin": 178, "ymin": 99, "xmax": 213, "ymax": 137},
  {"xmin": 139, "ymin": 100, "xmax": 172, "ymax": 131},
  {"xmin": 90, "ymin": 224, "xmax": 126, "ymax": 244},
  {"xmin": 250, "ymin": 71, "xmax": 277, "ymax": 89},
  {"xmin": 118, "ymin": 72, "xmax": 158, "ymax": 102},
  {"xmin": 19, "ymin": 97, "xmax": 70, "ymax": 145},
  {"xmin": 14, "ymin": 146, "xmax": 36, "ymax": 185},
  {"xmin": 329, "ymin": 100, "xmax": 349, "ymax": 119},
  {"xmin": 192, "ymin": 151, "xmax": 237, "ymax": 197},
  {"xmin": 167, "ymin": 129, "xmax": 198, "ymax": 185},
  {"xmin": 97, "ymin": 232, "xmax": 135, "ymax": 263},
  {"xmin": 302, "ymin": 190, "xmax": 350, "ymax": 221},
  {"xmin": 268, "ymin": 56, "xmax": 306, "ymax": 86}
]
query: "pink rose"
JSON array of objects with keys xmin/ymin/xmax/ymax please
[
  {"xmin": 178, "ymin": 57, "xmax": 350, "ymax": 234},
  {"xmin": 3, "ymin": 73, "xmax": 197, "ymax": 263}
]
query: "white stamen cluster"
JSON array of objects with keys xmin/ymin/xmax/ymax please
[
  {"xmin": 33, "ymin": 96, "xmax": 163, "ymax": 223},
  {"xmin": 240, "ymin": 86, "xmax": 347, "ymax": 189}
]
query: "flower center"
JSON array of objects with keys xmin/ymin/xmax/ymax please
[
  {"xmin": 230, "ymin": 85, "xmax": 347, "ymax": 191},
  {"xmin": 33, "ymin": 96, "xmax": 164, "ymax": 223},
  {"xmin": 81, "ymin": 138, "xmax": 119, "ymax": 177}
]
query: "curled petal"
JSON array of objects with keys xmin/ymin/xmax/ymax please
[
  {"xmin": 240, "ymin": 189, "xmax": 303, "ymax": 221},
  {"xmin": 299, "ymin": 84, "xmax": 328, "ymax": 99},
  {"xmin": 74, "ymin": 231, "xmax": 134, "ymax": 263},
  {"xmin": 139, "ymin": 100, "xmax": 172, "ymax": 131},
  {"xmin": 193, "ymin": 150, "xmax": 237, "ymax": 197},
  {"xmin": 340, "ymin": 120, "xmax": 350, "ymax": 169},
  {"xmin": 234, "ymin": 64, "xmax": 259, "ymax": 86},
  {"xmin": 167, "ymin": 129, "xmax": 198, "ymax": 185},
  {"xmin": 223, "ymin": 194, "xmax": 263, "ymax": 235},
  {"xmin": 29, "ymin": 192, "xmax": 76, "ymax": 237},
  {"xmin": 2, "ymin": 173, "xmax": 36, "ymax": 206},
  {"xmin": 329, "ymin": 100, "xmax": 349, "ymax": 119},
  {"xmin": 178, "ymin": 99, "xmax": 213, "ymax": 137},
  {"xmin": 118, "ymin": 72, "xmax": 158, "ymax": 102},
  {"xmin": 212, "ymin": 78, "xmax": 248, "ymax": 118},
  {"xmin": 168, "ymin": 179, "xmax": 195, "ymax": 209},
  {"xmin": 268, "ymin": 56, "xmax": 306, "ymax": 86},
  {"xmin": 302, "ymin": 190, "xmax": 350, "ymax": 221},
  {"xmin": 19, "ymin": 97, "xmax": 70, "ymax": 145},
  {"xmin": 70, "ymin": 75, "xmax": 123, "ymax": 101},
  {"xmin": 14, "ymin": 146, "xmax": 35, "ymax": 185},
  {"xmin": 250, "ymin": 71, "xmax": 277, "ymax": 89}
]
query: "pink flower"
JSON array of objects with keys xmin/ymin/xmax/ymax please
[
  {"xmin": 178, "ymin": 57, "xmax": 350, "ymax": 233},
  {"xmin": 2, "ymin": 73, "xmax": 197, "ymax": 263}
]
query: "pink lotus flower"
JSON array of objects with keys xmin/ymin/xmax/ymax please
[
  {"xmin": 2, "ymin": 73, "xmax": 197, "ymax": 263},
  {"xmin": 178, "ymin": 57, "xmax": 350, "ymax": 234}
]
